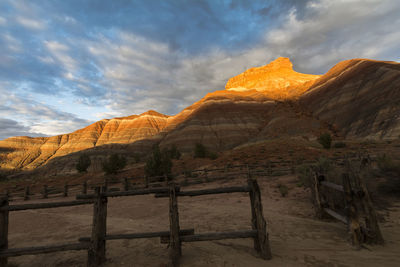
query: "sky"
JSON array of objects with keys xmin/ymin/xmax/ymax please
[{"xmin": 0, "ymin": 0, "xmax": 399, "ymax": 140}]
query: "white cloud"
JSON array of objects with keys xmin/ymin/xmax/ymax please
[
  {"xmin": 16, "ymin": 16, "xmax": 45, "ymax": 30},
  {"xmin": 0, "ymin": 16, "xmax": 6, "ymax": 26}
]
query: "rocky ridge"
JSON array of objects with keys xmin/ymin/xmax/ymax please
[{"xmin": 0, "ymin": 57, "xmax": 399, "ymax": 170}]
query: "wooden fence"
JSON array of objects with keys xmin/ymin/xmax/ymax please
[
  {"xmin": 0, "ymin": 178, "xmax": 271, "ymax": 266},
  {"xmin": 1, "ymin": 163, "xmax": 294, "ymax": 202},
  {"xmin": 310, "ymin": 167, "xmax": 384, "ymax": 248}
]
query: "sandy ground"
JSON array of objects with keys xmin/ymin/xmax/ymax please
[{"xmin": 5, "ymin": 175, "xmax": 400, "ymax": 267}]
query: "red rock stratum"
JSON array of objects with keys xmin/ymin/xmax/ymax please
[{"xmin": 0, "ymin": 57, "xmax": 399, "ymax": 170}]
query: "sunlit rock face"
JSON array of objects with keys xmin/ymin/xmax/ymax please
[
  {"xmin": 300, "ymin": 59, "xmax": 400, "ymax": 139},
  {"xmin": 225, "ymin": 57, "xmax": 321, "ymax": 99},
  {"xmin": 0, "ymin": 111, "xmax": 170, "ymax": 169}
]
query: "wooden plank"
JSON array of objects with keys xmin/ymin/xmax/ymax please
[
  {"xmin": 179, "ymin": 230, "xmax": 257, "ymax": 242},
  {"xmin": 76, "ymin": 187, "xmax": 170, "ymax": 199},
  {"xmin": 353, "ymin": 166, "xmax": 384, "ymax": 245},
  {"xmin": 248, "ymin": 179, "xmax": 272, "ymax": 260},
  {"xmin": 0, "ymin": 197, "xmax": 9, "ymax": 266},
  {"xmin": 0, "ymin": 243, "xmax": 88, "ymax": 257},
  {"xmin": 88, "ymin": 187, "xmax": 107, "ymax": 267},
  {"xmin": 79, "ymin": 229, "xmax": 195, "ymax": 243},
  {"xmin": 42, "ymin": 185, "xmax": 48, "ymax": 199},
  {"xmin": 1, "ymin": 200, "xmax": 94, "ymax": 212},
  {"xmin": 323, "ymin": 208, "xmax": 348, "ymax": 224},
  {"xmin": 155, "ymin": 186, "xmax": 250, "ymax": 198},
  {"xmin": 311, "ymin": 172, "xmax": 325, "ymax": 219},
  {"xmin": 343, "ymin": 173, "xmax": 363, "ymax": 248},
  {"xmin": 24, "ymin": 186, "xmax": 30, "ymax": 201},
  {"xmin": 168, "ymin": 184, "xmax": 181, "ymax": 267},
  {"xmin": 124, "ymin": 178, "xmax": 130, "ymax": 191},
  {"xmin": 320, "ymin": 181, "xmax": 344, "ymax": 192},
  {"xmin": 63, "ymin": 184, "xmax": 69, "ymax": 197},
  {"xmin": 82, "ymin": 181, "xmax": 87, "ymax": 195}
]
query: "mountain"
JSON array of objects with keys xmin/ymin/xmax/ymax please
[
  {"xmin": 300, "ymin": 59, "xmax": 400, "ymax": 139},
  {"xmin": 0, "ymin": 57, "xmax": 399, "ymax": 170},
  {"xmin": 225, "ymin": 57, "xmax": 321, "ymax": 99}
]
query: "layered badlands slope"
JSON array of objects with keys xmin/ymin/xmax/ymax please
[
  {"xmin": 300, "ymin": 59, "xmax": 400, "ymax": 139},
  {"xmin": 0, "ymin": 57, "xmax": 399, "ymax": 170}
]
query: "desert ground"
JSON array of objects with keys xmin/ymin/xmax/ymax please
[{"xmin": 5, "ymin": 173, "xmax": 400, "ymax": 267}]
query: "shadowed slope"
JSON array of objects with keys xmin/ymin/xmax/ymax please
[{"xmin": 300, "ymin": 59, "xmax": 400, "ymax": 139}]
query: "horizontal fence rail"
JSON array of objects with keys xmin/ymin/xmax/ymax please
[
  {"xmin": 0, "ymin": 176, "xmax": 272, "ymax": 267},
  {"xmin": 0, "ymin": 243, "xmax": 89, "ymax": 258}
]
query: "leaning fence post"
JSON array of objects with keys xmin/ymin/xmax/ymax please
[
  {"xmin": 87, "ymin": 187, "xmax": 107, "ymax": 267},
  {"xmin": 103, "ymin": 178, "xmax": 108, "ymax": 192},
  {"xmin": 0, "ymin": 196, "xmax": 9, "ymax": 267},
  {"xmin": 342, "ymin": 173, "xmax": 363, "ymax": 248},
  {"xmin": 248, "ymin": 178, "xmax": 272, "ymax": 260},
  {"xmin": 311, "ymin": 172, "xmax": 326, "ymax": 219},
  {"xmin": 82, "ymin": 181, "xmax": 87, "ymax": 195},
  {"xmin": 63, "ymin": 184, "xmax": 69, "ymax": 197},
  {"xmin": 124, "ymin": 178, "xmax": 130, "ymax": 191},
  {"xmin": 168, "ymin": 183, "xmax": 181, "ymax": 266},
  {"xmin": 353, "ymin": 171, "xmax": 384, "ymax": 244},
  {"xmin": 42, "ymin": 185, "xmax": 48, "ymax": 199},
  {"xmin": 24, "ymin": 186, "xmax": 30, "ymax": 201}
]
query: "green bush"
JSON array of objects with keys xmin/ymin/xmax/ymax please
[
  {"xmin": 166, "ymin": 145, "xmax": 181, "ymax": 160},
  {"xmin": 133, "ymin": 153, "xmax": 141, "ymax": 163},
  {"xmin": 377, "ymin": 154, "xmax": 400, "ymax": 174},
  {"xmin": 102, "ymin": 154, "xmax": 127, "ymax": 175},
  {"xmin": 194, "ymin": 143, "xmax": 207, "ymax": 158},
  {"xmin": 194, "ymin": 143, "xmax": 218, "ymax": 159},
  {"xmin": 318, "ymin": 133, "xmax": 332, "ymax": 149},
  {"xmin": 296, "ymin": 164, "xmax": 313, "ymax": 188},
  {"xmin": 145, "ymin": 145, "xmax": 172, "ymax": 178},
  {"xmin": 76, "ymin": 154, "xmax": 91, "ymax": 173},
  {"xmin": 333, "ymin": 142, "xmax": 346, "ymax": 148},
  {"xmin": 278, "ymin": 184, "xmax": 288, "ymax": 197}
]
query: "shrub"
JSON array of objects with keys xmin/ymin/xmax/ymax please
[
  {"xmin": 145, "ymin": 145, "xmax": 172, "ymax": 178},
  {"xmin": 194, "ymin": 143, "xmax": 218, "ymax": 159},
  {"xmin": 278, "ymin": 184, "xmax": 288, "ymax": 197},
  {"xmin": 194, "ymin": 143, "xmax": 207, "ymax": 158},
  {"xmin": 377, "ymin": 154, "xmax": 400, "ymax": 174},
  {"xmin": 133, "ymin": 153, "xmax": 141, "ymax": 163},
  {"xmin": 318, "ymin": 133, "xmax": 332, "ymax": 149},
  {"xmin": 76, "ymin": 154, "xmax": 91, "ymax": 173},
  {"xmin": 296, "ymin": 164, "xmax": 313, "ymax": 188},
  {"xmin": 166, "ymin": 145, "xmax": 181, "ymax": 160},
  {"xmin": 102, "ymin": 154, "xmax": 127, "ymax": 175},
  {"xmin": 333, "ymin": 142, "xmax": 346, "ymax": 148}
]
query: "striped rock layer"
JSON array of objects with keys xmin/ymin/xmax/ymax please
[{"xmin": 0, "ymin": 57, "xmax": 399, "ymax": 170}]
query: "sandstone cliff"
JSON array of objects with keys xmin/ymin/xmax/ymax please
[
  {"xmin": 225, "ymin": 57, "xmax": 321, "ymax": 99},
  {"xmin": 300, "ymin": 59, "xmax": 400, "ymax": 139}
]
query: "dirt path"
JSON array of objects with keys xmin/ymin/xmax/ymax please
[{"xmin": 5, "ymin": 176, "xmax": 400, "ymax": 267}]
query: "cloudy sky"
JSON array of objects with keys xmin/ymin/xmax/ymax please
[{"xmin": 0, "ymin": 0, "xmax": 399, "ymax": 140}]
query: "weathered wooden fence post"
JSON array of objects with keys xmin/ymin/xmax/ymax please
[
  {"xmin": 311, "ymin": 172, "xmax": 326, "ymax": 219},
  {"xmin": 24, "ymin": 186, "xmax": 30, "ymax": 201},
  {"xmin": 168, "ymin": 183, "xmax": 181, "ymax": 266},
  {"xmin": 248, "ymin": 178, "xmax": 272, "ymax": 260},
  {"xmin": 124, "ymin": 178, "xmax": 130, "ymax": 191},
  {"xmin": 82, "ymin": 181, "xmax": 87, "ymax": 195},
  {"xmin": 0, "ymin": 197, "xmax": 9, "ymax": 267},
  {"xmin": 42, "ymin": 185, "xmax": 48, "ymax": 199},
  {"xmin": 87, "ymin": 187, "xmax": 107, "ymax": 267},
  {"xmin": 342, "ymin": 173, "xmax": 363, "ymax": 248},
  {"xmin": 63, "ymin": 184, "xmax": 69, "ymax": 197},
  {"xmin": 103, "ymin": 178, "xmax": 108, "ymax": 192},
  {"xmin": 353, "ymin": 172, "xmax": 384, "ymax": 244}
]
